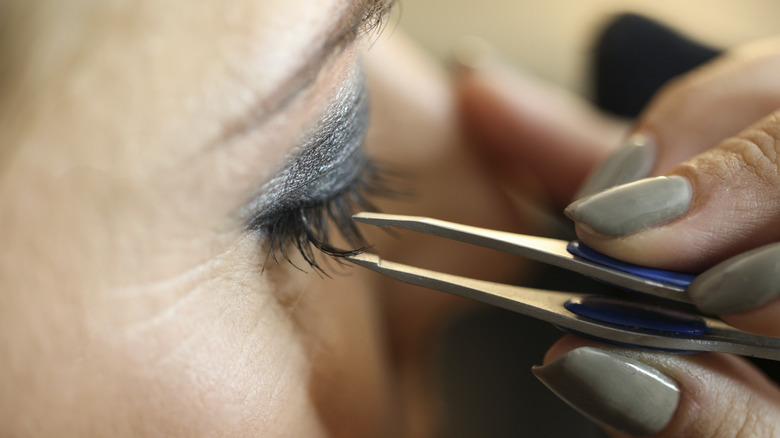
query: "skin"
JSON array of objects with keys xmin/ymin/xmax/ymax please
[
  {"xmin": 10, "ymin": 1, "xmax": 780, "ymax": 436},
  {"xmin": 0, "ymin": 0, "xmax": 538, "ymax": 436}
]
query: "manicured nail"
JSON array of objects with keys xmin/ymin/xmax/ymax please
[
  {"xmin": 565, "ymin": 176, "xmax": 692, "ymax": 236},
  {"xmin": 576, "ymin": 133, "xmax": 656, "ymax": 199},
  {"xmin": 533, "ymin": 347, "xmax": 679, "ymax": 436},
  {"xmin": 689, "ymin": 243, "xmax": 780, "ymax": 314}
]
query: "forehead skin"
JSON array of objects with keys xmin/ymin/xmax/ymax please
[{"xmin": 2, "ymin": 0, "xmax": 350, "ymax": 170}]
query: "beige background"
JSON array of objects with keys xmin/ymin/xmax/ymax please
[{"xmin": 399, "ymin": 0, "xmax": 780, "ymax": 94}]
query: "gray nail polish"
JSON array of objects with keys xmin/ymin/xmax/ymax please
[
  {"xmin": 576, "ymin": 133, "xmax": 657, "ymax": 199},
  {"xmin": 565, "ymin": 176, "xmax": 693, "ymax": 236},
  {"xmin": 689, "ymin": 243, "xmax": 780, "ymax": 314},
  {"xmin": 533, "ymin": 347, "xmax": 679, "ymax": 436}
]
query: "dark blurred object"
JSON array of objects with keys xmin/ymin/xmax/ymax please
[
  {"xmin": 438, "ymin": 306, "xmax": 607, "ymax": 438},
  {"xmin": 438, "ymin": 262, "xmax": 611, "ymax": 438},
  {"xmin": 591, "ymin": 13, "xmax": 722, "ymax": 117}
]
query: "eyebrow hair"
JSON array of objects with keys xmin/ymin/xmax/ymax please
[{"xmin": 215, "ymin": 0, "xmax": 395, "ymax": 146}]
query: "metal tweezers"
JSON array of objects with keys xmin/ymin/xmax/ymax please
[{"xmin": 347, "ymin": 212, "xmax": 780, "ymax": 361}]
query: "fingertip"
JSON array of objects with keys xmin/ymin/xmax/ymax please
[
  {"xmin": 575, "ymin": 132, "xmax": 657, "ymax": 199},
  {"xmin": 721, "ymin": 299, "xmax": 780, "ymax": 338},
  {"xmin": 540, "ymin": 336, "xmax": 780, "ymax": 437},
  {"xmin": 565, "ymin": 170, "xmax": 760, "ymax": 272},
  {"xmin": 687, "ymin": 243, "xmax": 780, "ymax": 336},
  {"xmin": 541, "ymin": 334, "xmax": 593, "ymax": 364},
  {"xmin": 565, "ymin": 176, "xmax": 693, "ymax": 237},
  {"xmin": 535, "ymin": 339, "xmax": 680, "ymax": 436}
]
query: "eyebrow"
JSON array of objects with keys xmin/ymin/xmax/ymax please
[{"xmin": 216, "ymin": 0, "xmax": 394, "ymax": 146}]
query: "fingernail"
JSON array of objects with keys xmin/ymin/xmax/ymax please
[
  {"xmin": 576, "ymin": 133, "xmax": 656, "ymax": 199},
  {"xmin": 533, "ymin": 347, "xmax": 679, "ymax": 436},
  {"xmin": 690, "ymin": 243, "xmax": 780, "ymax": 314},
  {"xmin": 565, "ymin": 176, "xmax": 693, "ymax": 236}
]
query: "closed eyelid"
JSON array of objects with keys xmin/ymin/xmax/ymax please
[
  {"xmin": 244, "ymin": 66, "xmax": 370, "ymax": 226},
  {"xmin": 242, "ymin": 62, "xmax": 402, "ymax": 272}
]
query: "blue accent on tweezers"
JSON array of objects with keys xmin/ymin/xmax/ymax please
[
  {"xmin": 564, "ymin": 296, "xmax": 709, "ymax": 336},
  {"xmin": 567, "ymin": 241, "xmax": 696, "ymax": 288}
]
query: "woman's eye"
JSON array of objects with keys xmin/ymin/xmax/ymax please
[
  {"xmin": 255, "ymin": 159, "xmax": 397, "ymax": 272},
  {"xmin": 246, "ymin": 67, "xmax": 399, "ymax": 272}
]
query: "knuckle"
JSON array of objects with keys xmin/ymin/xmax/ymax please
[
  {"xmin": 734, "ymin": 395, "xmax": 778, "ymax": 438},
  {"xmin": 720, "ymin": 112, "xmax": 780, "ymax": 187},
  {"xmin": 701, "ymin": 394, "xmax": 774, "ymax": 438}
]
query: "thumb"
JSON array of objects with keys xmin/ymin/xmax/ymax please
[
  {"xmin": 535, "ymin": 336, "xmax": 780, "ymax": 437},
  {"xmin": 566, "ymin": 111, "xmax": 780, "ymax": 335}
]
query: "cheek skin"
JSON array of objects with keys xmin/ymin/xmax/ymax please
[
  {"xmin": 1, "ymin": 166, "xmax": 395, "ymax": 437},
  {"xmin": 97, "ymin": 243, "xmax": 397, "ymax": 437},
  {"xmin": 293, "ymin": 271, "xmax": 400, "ymax": 438},
  {"xmin": 0, "ymin": 221, "xmax": 327, "ymax": 436}
]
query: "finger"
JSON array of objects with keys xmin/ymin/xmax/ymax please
[
  {"xmin": 566, "ymin": 111, "xmax": 780, "ymax": 334},
  {"xmin": 567, "ymin": 111, "xmax": 780, "ymax": 269},
  {"xmin": 688, "ymin": 242, "xmax": 780, "ymax": 336},
  {"xmin": 534, "ymin": 335, "xmax": 780, "ymax": 437},
  {"xmin": 453, "ymin": 38, "xmax": 626, "ymax": 207},
  {"xmin": 578, "ymin": 37, "xmax": 780, "ymax": 198}
]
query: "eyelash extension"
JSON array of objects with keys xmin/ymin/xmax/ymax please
[
  {"xmin": 258, "ymin": 160, "xmax": 402, "ymax": 274},
  {"xmin": 359, "ymin": 0, "xmax": 397, "ymax": 36}
]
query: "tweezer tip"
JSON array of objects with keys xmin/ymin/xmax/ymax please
[
  {"xmin": 353, "ymin": 212, "xmax": 426, "ymax": 227},
  {"xmin": 352, "ymin": 211, "xmax": 378, "ymax": 221},
  {"xmin": 352, "ymin": 211, "xmax": 393, "ymax": 226},
  {"xmin": 345, "ymin": 252, "xmax": 382, "ymax": 268}
]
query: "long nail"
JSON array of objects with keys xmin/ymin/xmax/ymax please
[
  {"xmin": 565, "ymin": 176, "xmax": 692, "ymax": 236},
  {"xmin": 576, "ymin": 133, "xmax": 656, "ymax": 199},
  {"xmin": 690, "ymin": 243, "xmax": 780, "ymax": 314},
  {"xmin": 533, "ymin": 347, "xmax": 679, "ymax": 436}
]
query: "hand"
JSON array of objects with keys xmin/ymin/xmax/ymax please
[
  {"xmin": 457, "ymin": 37, "xmax": 780, "ymax": 436},
  {"xmin": 567, "ymin": 37, "xmax": 780, "ymax": 334}
]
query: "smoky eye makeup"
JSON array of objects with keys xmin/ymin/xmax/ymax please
[{"xmin": 245, "ymin": 66, "xmax": 396, "ymax": 272}]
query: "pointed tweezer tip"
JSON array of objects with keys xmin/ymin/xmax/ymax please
[
  {"xmin": 352, "ymin": 212, "xmax": 380, "ymax": 222},
  {"xmin": 345, "ymin": 252, "xmax": 382, "ymax": 268},
  {"xmin": 353, "ymin": 212, "xmax": 422, "ymax": 228}
]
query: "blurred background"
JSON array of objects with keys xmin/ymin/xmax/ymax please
[
  {"xmin": 396, "ymin": 1, "xmax": 780, "ymax": 436},
  {"xmin": 400, "ymin": 0, "xmax": 780, "ymax": 94}
]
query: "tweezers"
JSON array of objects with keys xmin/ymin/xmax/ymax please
[{"xmin": 348, "ymin": 212, "xmax": 780, "ymax": 361}]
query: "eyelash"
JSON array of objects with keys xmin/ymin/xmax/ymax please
[
  {"xmin": 258, "ymin": 159, "xmax": 399, "ymax": 273},
  {"xmin": 254, "ymin": 0, "xmax": 400, "ymax": 273},
  {"xmin": 360, "ymin": 0, "xmax": 397, "ymax": 36}
]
